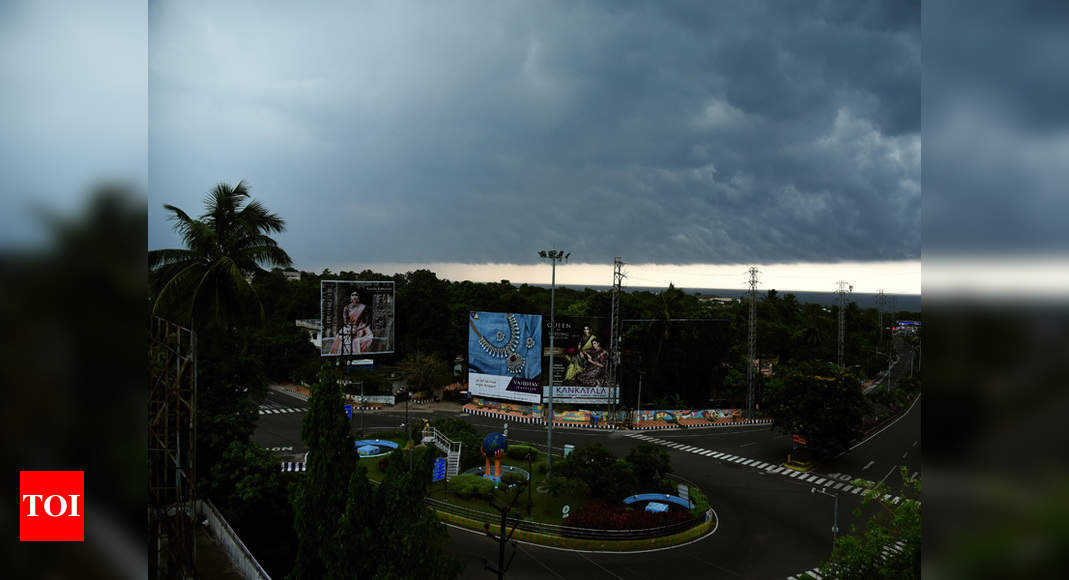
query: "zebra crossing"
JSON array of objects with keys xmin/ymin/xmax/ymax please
[
  {"xmin": 624, "ymin": 432, "xmax": 910, "ymax": 504},
  {"xmin": 787, "ymin": 540, "xmax": 908, "ymax": 579},
  {"xmin": 258, "ymin": 404, "xmax": 305, "ymax": 415},
  {"xmin": 280, "ymin": 461, "xmax": 307, "ymax": 472}
]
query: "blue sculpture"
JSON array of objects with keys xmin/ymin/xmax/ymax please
[{"xmin": 481, "ymin": 432, "xmax": 508, "ymax": 480}]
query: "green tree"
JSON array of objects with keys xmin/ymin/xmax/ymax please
[
  {"xmin": 763, "ymin": 361, "xmax": 870, "ymax": 459},
  {"xmin": 820, "ymin": 467, "xmax": 921, "ymax": 578},
  {"xmin": 399, "ymin": 351, "xmax": 451, "ymax": 396},
  {"xmin": 291, "ymin": 367, "xmax": 355, "ymax": 579},
  {"xmin": 626, "ymin": 443, "xmax": 673, "ymax": 493},
  {"xmin": 149, "ymin": 180, "xmax": 292, "ymax": 331},
  {"xmin": 431, "ymin": 417, "xmax": 483, "ymax": 471},
  {"xmin": 360, "ymin": 447, "xmax": 464, "ymax": 579},
  {"xmin": 557, "ymin": 444, "xmax": 636, "ymax": 501}
]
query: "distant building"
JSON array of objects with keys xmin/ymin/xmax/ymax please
[
  {"xmin": 697, "ymin": 294, "xmax": 738, "ymax": 304},
  {"xmin": 283, "ymin": 269, "xmax": 301, "ymax": 282},
  {"xmin": 296, "ymin": 319, "xmax": 321, "ymax": 349}
]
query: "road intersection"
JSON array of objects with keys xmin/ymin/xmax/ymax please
[{"xmin": 252, "ymin": 383, "xmax": 921, "ymax": 578}]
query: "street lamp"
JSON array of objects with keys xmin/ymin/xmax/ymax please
[
  {"xmin": 538, "ymin": 249, "xmax": 569, "ymax": 479},
  {"xmin": 811, "ymin": 486, "xmax": 840, "ymax": 551}
]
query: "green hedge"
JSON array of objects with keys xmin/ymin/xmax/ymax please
[
  {"xmin": 689, "ymin": 486, "xmax": 709, "ymax": 520},
  {"xmin": 506, "ymin": 445, "xmax": 539, "ymax": 460},
  {"xmin": 449, "ymin": 474, "xmax": 496, "ymax": 500}
]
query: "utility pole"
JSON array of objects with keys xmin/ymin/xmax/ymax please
[
  {"xmin": 538, "ymin": 249, "xmax": 569, "ymax": 479},
  {"xmin": 876, "ymin": 289, "xmax": 886, "ymax": 352},
  {"xmin": 359, "ymin": 381, "xmax": 365, "ymax": 434},
  {"xmin": 746, "ymin": 267, "xmax": 759, "ymax": 419},
  {"xmin": 635, "ymin": 370, "xmax": 644, "ymax": 429},
  {"xmin": 811, "ymin": 486, "xmax": 840, "ymax": 552},
  {"xmin": 836, "ymin": 281, "xmax": 852, "ymax": 370},
  {"xmin": 609, "ymin": 257, "xmax": 625, "ymax": 424}
]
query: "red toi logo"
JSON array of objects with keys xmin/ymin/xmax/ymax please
[{"xmin": 20, "ymin": 471, "xmax": 84, "ymax": 542}]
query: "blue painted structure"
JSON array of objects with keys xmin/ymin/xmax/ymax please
[
  {"xmin": 645, "ymin": 502, "xmax": 669, "ymax": 513},
  {"xmin": 353, "ymin": 439, "xmax": 399, "ymax": 457},
  {"xmin": 622, "ymin": 493, "xmax": 694, "ymax": 509}
]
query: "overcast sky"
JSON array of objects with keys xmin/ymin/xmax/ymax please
[{"xmin": 145, "ymin": 0, "xmax": 921, "ymax": 290}]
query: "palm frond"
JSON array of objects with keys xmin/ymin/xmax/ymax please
[
  {"xmin": 149, "ymin": 248, "xmax": 198, "ymax": 271},
  {"xmin": 238, "ymin": 200, "xmax": 286, "ymax": 234}
]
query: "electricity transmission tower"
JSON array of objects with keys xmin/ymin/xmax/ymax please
[
  {"xmin": 836, "ymin": 281, "xmax": 852, "ymax": 369},
  {"xmin": 609, "ymin": 257, "xmax": 625, "ymax": 417},
  {"xmin": 876, "ymin": 289, "xmax": 886, "ymax": 351},
  {"xmin": 746, "ymin": 267, "xmax": 759, "ymax": 419}
]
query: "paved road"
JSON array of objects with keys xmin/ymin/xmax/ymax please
[{"xmin": 252, "ymin": 387, "xmax": 922, "ymax": 578}]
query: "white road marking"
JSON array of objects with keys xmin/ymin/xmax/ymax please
[
  {"xmin": 848, "ymin": 394, "xmax": 921, "ymax": 452},
  {"xmin": 862, "ymin": 460, "xmax": 875, "ymax": 471},
  {"xmin": 788, "ymin": 471, "xmax": 800, "ymax": 478},
  {"xmin": 711, "ymin": 452, "xmax": 725, "ymax": 458},
  {"xmin": 852, "ymin": 487, "xmax": 863, "ymax": 495},
  {"xmin": 911, "ymin": 471, "xmax": 918, "ymax": 480},
  {"xmin": 741, "ymin": 459, "xmax": 755, "ymax": 466},
  {"xmin": 832, "ymin": 482, "xmax": 845, "ymax": 490},
  {"xmin": 812, "ymin": 478, "xmax": 827, "ymax": 486}
]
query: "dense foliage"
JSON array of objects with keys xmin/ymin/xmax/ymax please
[
  {"xmin": 243, "ymin": 265, "xmax": 919, "ymax": 411},
  {"xmin": 292, "ymin": 368, "xmax": 462, "ymax": 579},
  {"xmin": 820, "ymin": 468, "xmax": 921, "ymax": 578},
  {"xmin": 762, "ymin": 361, "xmax": 871, "ymax": 459}
]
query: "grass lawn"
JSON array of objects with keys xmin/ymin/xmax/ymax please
[{"xmin": 426, "ymin": 477, "xmax": 586, "ymax": 526}]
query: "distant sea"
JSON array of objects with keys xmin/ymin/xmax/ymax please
[{"xmin": 522, "ymin": 284, "xmax": 921, "ymax": 312}]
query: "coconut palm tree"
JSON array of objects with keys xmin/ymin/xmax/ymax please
[{"xmin": 149, "ymin": 181, "xmax": 292, "ymax": 330}]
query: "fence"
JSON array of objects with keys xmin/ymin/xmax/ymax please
[{"xmin": 198, "ymin": 499, "xmax": 271, "ymax": 580}]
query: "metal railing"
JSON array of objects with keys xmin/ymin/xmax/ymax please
[
  {"xmin": 425, "ymin": 497, "xmax": 702, "ymax": 541},
  {"xmin": 197, "ymin": 499, "xmax": 271, "ymax": 580}
]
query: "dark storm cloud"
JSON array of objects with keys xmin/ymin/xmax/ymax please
[
  {"xmin": 925, "ymin": 0, "xmax": 1069, "ymax": 253},
  {"xmin": 148, "ymin": 0, "xmax": 919, "ymax": 266}
]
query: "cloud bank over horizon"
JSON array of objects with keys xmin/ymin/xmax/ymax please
[{"xmin": 149, "ymin": 1, "xmax": 920, "ymax": 268}]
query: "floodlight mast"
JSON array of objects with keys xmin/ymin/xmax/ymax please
[{"xmin": 539, "ymin": 249, "xmax": 568, "ymax": 480}]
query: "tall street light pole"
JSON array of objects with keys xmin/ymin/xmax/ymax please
[
  {"xmin": 811, "ymin": 486, "xmax": 840, "ymax": 551},
  {"xmin": 538, "ymin": 249, "xmax": 569, "ymax": 480}
]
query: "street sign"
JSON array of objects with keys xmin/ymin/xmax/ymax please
[
  {"xmin": 344, "ymin": 404, "xmax": 353, "ymax": 421},
  {"xmin": 677, "ymin": 484, "xmax": 689, "ymax": 502},
  {"xmin": 432, "ymin": 457, "xmax": 447, "ymax": 482}
]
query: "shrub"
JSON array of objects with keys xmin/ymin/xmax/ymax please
[
  {"xmin": 688, "ymin": 486, "xmax": 709, "ymax": 520},
  {"xmin": 507, "ymin": 445, "xmax": 539, "ymax": 461},
  {"xmin": 547, "ymin": 476, "xmax": 589, "ymax": 498},
  {"xmin": 500, "ymin": 472, "xmax": 526, "ymax": 487},
  {"xmin": 449, "ymin": 473, "xmax": 496, "ymax": 500}
]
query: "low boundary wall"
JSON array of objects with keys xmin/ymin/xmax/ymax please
[{"xmin": 435, "ymin": 506, "xmax": 716, "ymax": 552}]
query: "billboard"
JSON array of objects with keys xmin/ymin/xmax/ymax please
[
  {"xmin": 543, "ymin": 316, "xmax": 614, "ymax": 395},
  {"xmin": 467, "ymin": 311, "xmax": 543, "ymax": 403},
  {"xmin": 321, "ymin": 280, "xmax": 395, "ymax": 356},
  {"xmin": 543, "ymin": 385, "xmax": 620, "ymax": 404}
]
